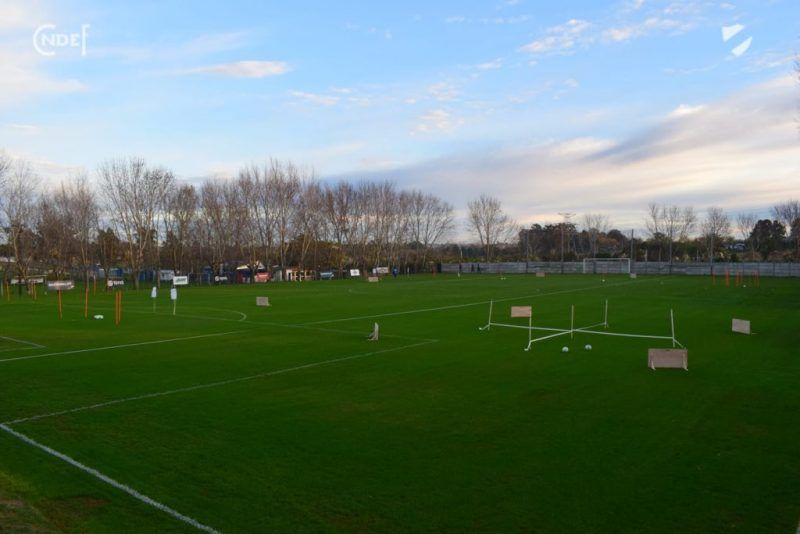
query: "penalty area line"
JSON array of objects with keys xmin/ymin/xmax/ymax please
[
  {"xmin": 301, "ymin": 277, "xmax": 655, "ymax": 326},
  {"xmin": 0, "ymin": 331, "xmax": 242, "ymax": 364},
  {"xmin": 5, "ymin": 340, "xmax": 439, "ymax": 426},
  {"xmin": 0, "ymin": 423, "xmax": 219, "ymax": 533},
  {"xmin": 0, "ymin": 335, "xmax": 46, "ymax": 349}
]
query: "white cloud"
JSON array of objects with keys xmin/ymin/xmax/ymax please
[
  {"xmin": 0, "ymin": 2, "xmax": 90, "ymax": 106},
  {"xmin": 603, "ymin": 17, "xmax": 691, "ymax": 42},
  {"xmin": 669, "ymin": 104, "xmax": 705, "ymax": 117},
  {"xmin": 5, "ymin": 123, "xmax": 40, "ymax": 133},
  {"xmin": 414, "ymin": 109, "xmax": 464, "ymax": 133},
  {"xmin": 290, "ymin": 91, "xmax": 339, "ymax": 106},
  {"xmin": 480, "ymin": 15, "xmax": 530, "ymax": 24},
  {"xmin": 519, "ymin": 19, "xmax": 592, "ymax": 55},
  {"xmin": 445, "ymin": 16, "xmax": 467, "ymax": 24},
  {"xmin": 375, "ymin": 75, "xmax": 798, "ymax": 232},
  {"xmin": 0, "ymin": 2, "xmax": 32, "ymax": 30},
  {"xmin": 0, "ymin": 48, "xmax": 89, "ymax": 106},
  {"xmin": 745, "ymin": 51, "xmax": 794, "ymax": 72},
  {"xmin": 476, "ymin": 58, "xmax": 504, "ymax": 70},
  {"xmin": 179, "ymin": 60, "xmax": 289, "ymax": 78},
  {"xmin": 428, "ymin": 82, "xmax": 460, "ymax": 102}
]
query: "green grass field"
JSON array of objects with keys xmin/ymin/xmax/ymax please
[{"xmin": 0, "ymin": 274, "xmax": 798, "ymax": 532}]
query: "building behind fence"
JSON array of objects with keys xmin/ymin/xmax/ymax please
[{"xmin": 441, "ymin": 262, "xmax": 800, "ymax": 277}]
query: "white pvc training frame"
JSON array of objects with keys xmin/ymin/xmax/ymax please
[{"xmin": 479, "ymin": 299, "xmax": 683, "ymax": 352}]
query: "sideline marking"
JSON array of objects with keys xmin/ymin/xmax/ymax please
[
  {"xmin": 5, "ymin": 340, "xmax": 438, "ymax": 425},
  {"xmin": 0, "ymin": 423, "xmax": 219, "ymax": 533},
  {"xmin": 302, "ymin": 278, "xmax": 652, "ymax": 325},
  {"xmin": 0, "ymin": 335, "xmax": 45, "ymax": 348},
  {"xmin": 0, "ymin": 331, "xmax": 241, "ymax": 364}
]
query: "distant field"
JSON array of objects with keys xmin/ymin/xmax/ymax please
[{"xmin": 1, "ymin": 274, "xmax": 798, "ymax": 532}]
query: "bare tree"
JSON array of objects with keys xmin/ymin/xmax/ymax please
[
  {"xmin": 64, "ymin": 175, "xmax": 99, "ymax": 284},
  {"xmin": 646, "ymin": 203, "xmax": 695, "ymax": 268},
  {"xmin": 0, "ymin": 160, "xmax": 40, "ymax": 285},
  {"xmin": 582, "ymin": 213, "xmax": 610, "ymax": 257},
  {"xmin": 163, "ymin": 183, "xmax": 197, "ymax": 273},
  {"xmin": 98, "ymin": 157, "xmax": 174, "ymax": 289},
  {"xmin": 771, "ymin": 200, "xmax": 800, "ymax": 259},
  {"xmin": 235, "ymin": 173, "xmax": 261, "ymax": 281},
  {"xmin": 199, "ymin": 179, "xmax": 229, "ymax": 278},
  {"xmin": 645, "ymin": 202, "xmax": 665, "ymax": 261},
  {"xmin": 273, "ymin": 162, "xmax": 301, "ymax": 272},
  {"xmin": 0, "ymin": 151, "xmax": 10, "ymax": 184},
  {"xmin": 294, "ymin": 179, "xmax": 325, "ymax": 272},
  {"xmin": 408, "ymin": 191, "xmax": 454, "ymax": 268},
  {"xmin": 702, "ymin": 206, "xmax": 731, "ymax": 263},
  {"xmin": 323, "ymin": 181, "xmax": 355, "ymax": 277},
  {"xmin": 467, "ymin": 194, "xmax": 516, "ymax": 262},
  {"xmin": 736, "ymin": 212, "xmax": 758, "ymax": 260},
  {"xmin": 37, "ymin": 189, "xmax": 74, "ymax": 279}
]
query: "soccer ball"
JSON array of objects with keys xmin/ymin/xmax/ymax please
[
  {"xmin": 561, "ymin": 346, "xmax": 569, "ymax": 353},
  {"xmin": 584, "ymin": 344, "xmax": 592, "ymax": 350}
]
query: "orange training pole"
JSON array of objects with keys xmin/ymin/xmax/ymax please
[
  {"xmin": 84, "ymin": 286, "xmax": 89, "ymax": 319},
  {"xmin": 58, "ymin": 290, "xmax": 63, "ymax": 319}
]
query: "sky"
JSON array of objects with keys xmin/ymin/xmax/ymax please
[{"xmin": 0, "ymin": 0, "xmax": 798, "ymax": 237}]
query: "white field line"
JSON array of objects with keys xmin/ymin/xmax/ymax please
[
  {"xmin": 0, "ymin": 346, "xmax": 40, "ymax": 353},
  {"xmin": 0, "ymin": 331, "xmax": 241, "ymax": 364},
  {"xmin": 302, "ymin": 278, "xmax": 653, "ymax": 325},
  {"xmin": 0, "ymin": 335, "xmax": 45, "ymax": 348},
  {"xmin": 0, "ymin": 423, "xmax": 219, "ymax": 533},
  {"xmin": 63, "ymin": 302, "xmax": 438, "ymax": 343},
  {"xmin": 203, "ymin": 307, "xmax": 247, "ymax": 322},
  {"xmin": 4, "ymin": 340, "xmax": 438, "ymax": 426}
]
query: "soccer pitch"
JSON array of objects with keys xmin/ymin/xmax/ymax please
[{"xmin": 1, "ymin": 274, "xmax": 798, "ymax": 532}]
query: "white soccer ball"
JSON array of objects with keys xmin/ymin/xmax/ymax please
[
  {"xmin": 561, "ymin": 346, "xmax": 569, "ymax": 353},
  {"xmin": 584, "ymin": 344, "xmax": 592, "ymax": 351},
  {"xmin": 93, "ymin": 314, "xmax": 104, "ymax": 320}
]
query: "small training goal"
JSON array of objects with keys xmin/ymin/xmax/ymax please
[
  {"xmin": 479, "ymin": 299, "xmax": 683, "ymax": 352},
  {"xmin": 582, "ymin": 258, "xmax": 631, "ymax": 274}
]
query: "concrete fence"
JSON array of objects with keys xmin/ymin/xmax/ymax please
[{"xmin": 442, "ymin": 261, "xmax": 800, "ymax": 277}]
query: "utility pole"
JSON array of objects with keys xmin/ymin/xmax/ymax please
[{"xmin": 558, "ymin": 212, "xmax": 574, "ymax": 274}]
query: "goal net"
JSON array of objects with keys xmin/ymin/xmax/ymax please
[{"xmin": 582, "ymin": 258, "xmax": 631, "ymax": 274}]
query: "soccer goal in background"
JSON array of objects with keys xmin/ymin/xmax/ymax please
[{"xmin": 582, "ymin": 258, "xmax": 631, "ymax": 274}]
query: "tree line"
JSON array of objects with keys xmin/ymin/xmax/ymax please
[
  {"xmin": 2, "ymin": 152, "xmax": 799, "ymax": 289},
  {"xmin": 0, "ymin": 154, "xmax": 455, "ymax": 288}
]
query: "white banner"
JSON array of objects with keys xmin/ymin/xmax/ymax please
[
  {"xmin": 47, "ymin": 280, "xmax": 75, "ymax": 291},
  {"xmin": 173, "ymin": 276, "xmax": 189, "ymax": 286},
  {"xmin": 349, "ymin": 269, "xmax": 361, "ymax": 277}
]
